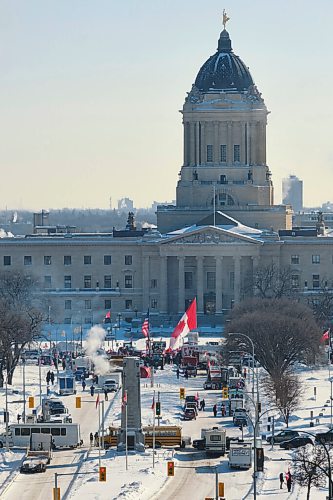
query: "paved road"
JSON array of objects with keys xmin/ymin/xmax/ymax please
[{"xmin": 3, "ymin": 383, "xmax": 116, "ymax": 500}]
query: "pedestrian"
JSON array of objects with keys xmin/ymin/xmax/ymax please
[
  {"xmin": 89, "ymin": 432, "xmax": 94, "ymax": 446},
  {"xmin": 213, "ymin": 404, "xmax": 217, "ymax": 417},
  {"xmin": 82, "ymin": 379, "xmax": 86, "ymax": 391},
  {"xmin": 17, "ymin": 414, "xmax": 21, "ymax": 424},
  {"xmin": 176, "ymin": 367, "xmax": 180, "ymax": 379},
  {"xmin": 104, "ymin": 389, "xmax": 108, "ymax": 401},
  {"xmin": 94, "ymin": 431, "xmax": 99, "ymax": 447},
  {"xmin": 201, "ymin": 399, "xmax": 205, "ymax": 411},
  {"xmin": 221, "ymin": 404, "xmax": 226, "ymax": 417},
  {"xmin": 243, "ymin": 368, "xmax": 247, "ymax": 379},
  {"xmin": 184, "ymin": 369, "xmax": 188, "ymax": 380},
  {"xmin": 286, "ymin": 471, "xmax": 292, "ymax": 492},
  {"xmin": 62, "ymin": 358, "xmax": 66, "ymax": 370},
  {"xmin": 46, "ymin": 371, "xmax": 51, "ymax": 384},
  {"xmin": 50, "ymin": 371, "xmax": 55, "ymax": 384},
  {"xmin": 279, "ymin": 472, "xmax": 284, "ymax": 489},
  {"xmin": 90, "ymin": 385, "xmax": 95, "ymax": 397}
]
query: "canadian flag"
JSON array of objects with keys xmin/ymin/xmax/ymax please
[
  {"xmin": 169, "ymin": 298, "xmax": 197, "ymax": 352},
  {"xmin": 321, "ymin": 329, "xmax": 330, "ymax": 343}
]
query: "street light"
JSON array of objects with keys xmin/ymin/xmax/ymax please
[
  {"xmin": 228, "ymin": 333, "xmax": 256, "ymax": 398},
  {"xmin": 117, "ymin": 313, "xmax": 122, "ymax": 330}
]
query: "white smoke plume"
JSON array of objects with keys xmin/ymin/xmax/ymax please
[{"xmin": 85, "ymin": 325, "xmax": 110, "ymax": 376}]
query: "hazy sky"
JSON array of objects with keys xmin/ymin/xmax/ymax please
[{"xmin": 1, "ymin": 0, "xmax": 332, "ymax": 210}]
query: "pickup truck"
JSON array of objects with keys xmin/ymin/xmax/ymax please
[
  {"xmin": 20, "ymin": 433, "xmax": 52, "ymax": 474},
  {"xmin": 315, "ymin": 429, "xmax": 333, "ymax": 444}
]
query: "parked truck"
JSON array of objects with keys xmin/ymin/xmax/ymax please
[
  {"xmin": 201, "ymin": 427, "xmax": 226, "ymax": 456},
  {"xmin": 228, "ymin": 442, "xmax": 252, "ymax": 469},
  {"xmin": 19, "ymin": 433, "xmax": 52, "ymax": 474}
]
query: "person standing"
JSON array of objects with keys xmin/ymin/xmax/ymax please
[
  {"xmin": 82, "ymin": 379, "xmax": 86, "ymax": 391},
  {"xmin": 213, "ymin": 404, "xmax": 217, "ymax": 417},
  {"xmin": 286, "ymin": 471, "xmax": 292, "ymax": 492},
  {"xmin": 94, "ymin": 431, "xmax": 99, "ymax": 447},
  {"xmin": 104, "ymin": 389, "xmax": 108, "ymax": 401},
  {"xmin": 46, "ymin": 371, "xmax": 51, "ymax": 385},
  {"xmin": 89, "ymin": 432, "xmax": 94, "ymax": 447},
  {"xmin": 90, "ymin": 385, "xmax": 95, "ymax": 397},
  {"xmin": 50, "ymin": 371, "xmax": 55, "ymax": 385},
  {"xmin": 279, "ymin": 472, "xmax": 284, "ymax": 489},
  {"xmin": 184, "ymin": 369, "xmax": 188, "ymax": 380},
  {"xmin": 201, "ymin": 399, "xmax": 206, "ymax": 411},
  {"xmin": 176, "ymin": 367, "xmax": 180, "ymax": 379}
]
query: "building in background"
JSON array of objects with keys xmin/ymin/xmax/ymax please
[
  {"xmin": 118, "ymin": 198, "xmax": 134, "ymax": 212},
  {"xmin": 282, "ymin": 175, "xmax": 303, "ymax": 213}
]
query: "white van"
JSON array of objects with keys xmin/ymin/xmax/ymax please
[{"xmin": 0, "ymin": 423, "xmax": 81, "ymax": 449}]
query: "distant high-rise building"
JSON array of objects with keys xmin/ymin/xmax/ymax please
[
  {"xmin": 282, "ymin": 175, "xmax": 303, "ymax": 212},
  {"xmin": 118, "ymin": 197, "xmax": 134, "ymax": 211}
]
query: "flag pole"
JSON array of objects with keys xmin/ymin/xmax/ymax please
[
  {"xmin": 98, "ymin": 400, "xmax": 101, "ymax": 469},
  {"xmin": 153, "ymin": 390, "xmax": 156, "ymax": 469},
  {"xmin": 329, "ymin": 329, "xmax": 331, "ymax": 381},
  {"xmin": 125, "ymin": 389, "xmax": 128, "ymax": 471}
]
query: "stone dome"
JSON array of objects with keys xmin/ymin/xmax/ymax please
[{"xmin": 194, "ymin": 30, "xmax": 254, "ymax": 92}]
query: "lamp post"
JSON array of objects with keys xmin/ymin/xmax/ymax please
[
  {"xmin": 22, "ymin": 355, "xmax": 26, "ymax": 423},
  {"xmin": 117, "ymin": 313, "xmax": 122, "ymax": 333}
]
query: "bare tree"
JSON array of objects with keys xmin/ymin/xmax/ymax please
[
  {"xmin": 243, "ymin": 263, "xmax": 295, "ymax": 299},
  {"xmin": 0, "ymin": 271, "xmax": 43, "ymax": 386},
  {"xmin": 307, "ymin": 279, "xmax": 333, "ymax": 327},
  {"xmin": 292, "ymin": 445, "xmax": 327, "ymax": 499},
  {"xmin": 262, "ymin": 371, "xmax": 303, "ymax": 427},
  {"xmin": 226, "ymin": 298, "xmax": 321, "ymax": 379}
]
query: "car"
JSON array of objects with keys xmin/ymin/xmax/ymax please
[
  {"xmin": 102, "ymin": 379, "xmax": 119, "ymax": 393},
  {"xmin": 315, "ymin": 429, "xmax": 333, "ymax": 444},
  {"xmin": 20, "ymin": 456, "xmax": 47, "ymax": 474},
  {"xmin": 183, "ymin": 408, "xmax": 196, "ymax": 421},
  {"xmin": 184, "ymin": 402, "xmax": 198, "ymax": 415},
  {"xmin": 279, "ymin": 436, "xmax": 313, "ymax": 449},
  {"xmin": 266, "ymin": 430, "xmax": 299, "ymax": 444},
  {"xmin": 234, "ymin": 415, "xmax": 248, "ymax": 427},
  {"xmin": 185, "ymin": 395, "xmax": 199, "ymax": 408}
]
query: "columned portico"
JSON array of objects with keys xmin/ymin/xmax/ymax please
[
  {"xmin": 196, "ymin": 256, "xmax": 204, "ymax": 314},
  {"xmin": 178, "ymin": 256, "xmax": 185, "ymax": 313},
  {"xmin": 215, "ymin": 256, "xmax": 223, "ymax": 313}
]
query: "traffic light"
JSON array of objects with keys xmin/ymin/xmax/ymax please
[
  {"xmin": 75, "ymin": 396, "xmax": 81, "ymax": 409},
  {"xmin": 179, "ymin": 388, "xmax": 185, "ymax": 399},
  {"xmin": 167, "ymin": 461, "xmax": 174, "ymax": 477},
  {"xmin": 28, "ymin": 396, "xmax": 35, "ymax": 408},
  {"xmin": 257, "ymin": 402, "xmax": 262, "ymax": 414},
  {"xmin": 222, "ymin": 387, "xmax": 228, "ymax": 399},
  {"xmin": 99, "ymin": 466, "xmax": 107, "ymax": 482},
  {"xmin": 256, "ymin": 448, "xmax": 264, "ymax": 472},
  {"xmin": 156, "ymin": 402, "xmax": 161, "ymax": 416}
]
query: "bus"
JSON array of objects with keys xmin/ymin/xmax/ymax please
[
  {"xmin": 0, "ymin": 423, "xmax": 81, "ymax": 449},
  {"xmin": 143, "ymin": 426, "xmax": 186, "ymax": 448}
]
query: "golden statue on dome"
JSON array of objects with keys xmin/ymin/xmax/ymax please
[{"xmin": 222, "ymin": 9, "xmax": 230, "ymax": 30}]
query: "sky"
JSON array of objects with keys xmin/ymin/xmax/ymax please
[{"xmin": 0, "ymin": 0, "xmax": 332, "ymax": 210}]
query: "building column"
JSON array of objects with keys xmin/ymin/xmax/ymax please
[
  {"xmin": 213, "ymin": 121, "xmax": 219, "ymax": 164},
  {"xmin": 251, "ymin": 255, "xmax": 260, "ymax": 296},
  {"xmin": 227, "ymin": 122, "xmax": 233, "ymax": 164},
  {"xmin": 159, "ymin": 256, "xmax": 168, "ymax": 314},
  {"xmin": 233, "ymin": 256, "xmax": 241, "ymax": 304},
  {"xmin": 215, "ymin": 256, "xmax": 223, "ymax": 314},
  {"xmin": 189, "ymin": 122, "xmax": 195, "ymax": 166},
  {"xmin": 195, "ymin": 122, "xmax": 200, "ymax": 165},
  {"xmin": 178, "ymin": 256, "xmax": 185, "ymax": 313},
  {"xmin": 142, "ymin": 256, "xmax": 150, "ymax": 312},
  {"xmin": 196, "ymin": 256, "xmax": 204, "ymax": 314}
]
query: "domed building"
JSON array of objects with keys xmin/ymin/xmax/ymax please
[{"xmin": 157, "ymin": 23, "xmax": 292, "ymax": 233}]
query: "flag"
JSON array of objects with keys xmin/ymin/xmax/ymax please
[
  {"xmin": 321, "ymin": 329, "xmax": 330, "ymax": 343},
  {"xmin": 151, "ymin": 395, "xmax": 155, "ymax": 411},
  {"xmin": 122, "ymin": 391, "xmax": 127, "ymax": 408},
  {"xmin": 104, "ymin": 311, "xmax": 111, "ymax": 324},
  {"xmin": 142, "ymin": 317, "xmax": 149, "ymax": 338},
  {"xmin": 169, "ymin": 298, "xmax": 197, "ymax": 352},
  {"xmin": 95, "ymin": 394, "xmax": 100, "ymax": 409}
]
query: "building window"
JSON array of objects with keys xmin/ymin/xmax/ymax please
[
  {"xmin": 64, "ymin": 275, "xmax": 72, "ymax": 289},
  {"xmin": 125, "ymin": 299, "xmax": 132, "ymax": 310},
  {"xmin": 64, "ymin": 255, "xmax": 71, "ymax": 266},
  {"xmin": 84, "ymin": 317, "xmax": 92, "ymax": 324},
  {"xmin": 85, "ymin": 299, "xmax": 91, "ymax": 310},
  {"xmin": 312, "ymin": 255, "xmax": 320, "ymax": 264},
  {"xmin": 207, "ymin": 272, "xmax": 216, "ymax": 290},
  {"xmin": 206, "ymin": 145, "xmax": 213, "ymax": 162},
  {"xmin": 104, "ymin": 275, "xmax": 112, "ymax": 288},
  {"xmin": 3, "ymin": 256, "xmax": 11, "ymax": 266},
  {"xmin": 291, "ymin": 275, "xmax": 300, "ymax": 288},
  {"xmin": 312, "ymin": 274, "xmax": 320, "ymax": 288},
  {"xmin": 185, "ymin": 272, "xmax": 193, "ymax": 289},
  {"xmin": 104, "ymin": 255, "xmax": 112, "ymax": 265},
  {"xmin": 291, "ymin": 255, "xmax": 299, "ymax": 265},
  {"xmin": 24, "ymin": 256, "xmax": 32, "ymax": 266},
  {"xmin": 151, "ymin": 299, "xmax": 158, "ymax": 309},
  {"xmin": 150, "ymin": 279, "xmax": 158, "ymax": 289},
  {"xmin": 229, "ymin": 271, "xmax": 235, "ymax": 290},
  {"xmin": 44, "ymin": 276, "xmax": 52, "ymax": 288},
  {"xmin": 233, "ymin": 145, "xmax": 240, "ymax": 162},
  {"xmin": 44, "ymin": 256, "xmax": 52, "ymax": 265},
  {"xmin": 84, "ymin": 255, "xmax": 91, "ymax": 265},
  {"xmin": 220, "ymin": 144, "xmax": 227, "ymax": 163},
  {"xmin": 125, "ymin": 275, "xmax": 133, "ymax": 288},
  {"xmin": 125, "ymin": 255, "xmax": 132, "ymax": 265},
  {"xmin": 84, "ymin": 275, "xmax": 92, "ymax": 288},
  {"xmin": 65, "ymin": 300, "xmax": 72, "ymax": 310},
  {"xmin": 64, "ymin": 317, "xmax": 72, "ymax": 324},
  {"xmin": 105, "ymin": 299, "xmax": 111, "ymax": 310}
]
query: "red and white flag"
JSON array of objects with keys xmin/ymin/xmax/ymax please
[
  {"xmin": 95, "ymin": 393, "xmax": 100, "ymax": 409},
  {"xmin": 169, "ymin": 298, "xmax": 197, "ymax": 352},
  {"xmin": 122, "ymin": 391, "xmax": 127, "ymax": 408},
  {"xmin": 105, "ymin": 311, "xmax": 111, "ymax": 323},
  {"xmin": 321, "ymin": 329, "xmax": 330, "ymax": 343},
  {"xmin": 142, "ymin": 318, "xmax": 149, "ymax": 338}
]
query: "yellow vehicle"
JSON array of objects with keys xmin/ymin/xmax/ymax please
[
  {"xmin": 104, "ymin": 427, "xmax": 119, "ymax": 449},
  {"xmin": 143, "ymin": 425, "xmax": 187, "ymax": 448}
]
